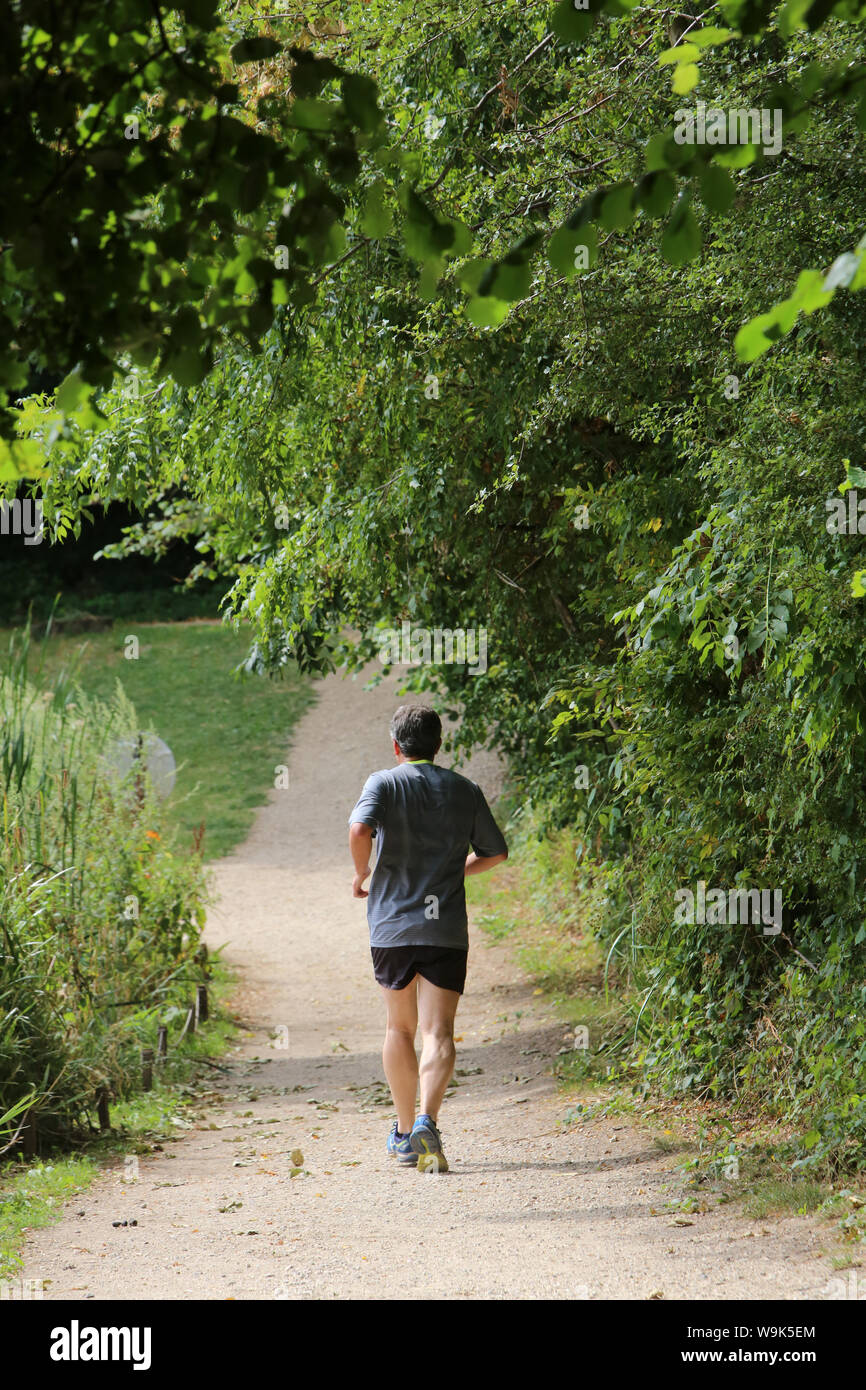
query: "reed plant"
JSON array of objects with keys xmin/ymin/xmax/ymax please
[{"xmin": 0, "ymin": 625, "xmax": 208, "ymax": 1149}]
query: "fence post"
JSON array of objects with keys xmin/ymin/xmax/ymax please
[
  {"xmin": 178, "ymin": 1005, "xmax": 195, "ymax": 1042},
  {"xmin": 21, "ymin": 1108, "xmax": 37, "ymax": 1158},
  {"xmin": 97, "ymin": 1088, "xmax": 111, "ymax": 1130},
  {"xmin": 141, "ymin": 1048, "xmax": 154, "ymax": 1092},
  {"xmin": 195, "ymin": 984, "xmax": 208, "ymax": 1025}
]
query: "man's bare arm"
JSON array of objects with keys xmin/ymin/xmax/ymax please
[
  {"xmin": 464, "ymin": 850, "xmax": 508, "ymax": 877},
  {"xmin": 349, "ymin": 821, "xmax": 374, "ymax": 897}
]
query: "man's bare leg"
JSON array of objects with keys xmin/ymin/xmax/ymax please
[
  {"xmin": 417, "ymin": 976, "xmax": 461, "ymax": 1122},
  {"xmin": 380, "ymin": 978, "xmax": 419, "ymax": 1134}
]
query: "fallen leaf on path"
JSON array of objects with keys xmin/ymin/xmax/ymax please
[
  {"xmin": 290, "ymin": 1149, "xmax": 304, "ymax": 1166},
  {"xmin": 649, "ymin": 1290, "xmax": 664, "ymax": 1300},
  {"xmin": 669, "ymin": 1218, "xmax": 694, "ymax": 1227}
]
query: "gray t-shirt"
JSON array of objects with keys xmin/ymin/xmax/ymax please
[{"xmin": 348, "ymin": 761, "xmax": 508, "ymax": 948}]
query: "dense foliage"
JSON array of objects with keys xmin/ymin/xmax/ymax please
[
  {"xmin": 0, "ymin": 635, "xmax": 207, "ymax": 1143},
  {"xmin": 8, "ymin": 1, "xmax": 866, "ymax": 1167}
]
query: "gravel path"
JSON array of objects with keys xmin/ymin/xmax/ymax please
[{"xmin": 21, "ymin": 665, "xmax": 835, "ymax": 1300}]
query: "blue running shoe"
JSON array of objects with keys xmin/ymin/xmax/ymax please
[
  {"xmin": 410, "ymin": 1114, "xmax": 449, "ymax": 1173},
  {"xmin": 386, "ymin": 1119, "xmax": 418, "ymax": 1165}
]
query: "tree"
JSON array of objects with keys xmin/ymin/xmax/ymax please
[{"xmin": 11, "ymin": 0, "xmax": 866, "ymax": 1166}]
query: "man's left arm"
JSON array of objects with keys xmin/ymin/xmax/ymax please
[{"xmin": 465, "ymin": 784, "xmax": 508, "ymax": 876}]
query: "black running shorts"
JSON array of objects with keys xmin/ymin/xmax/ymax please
[{"xmin": 371, "ymin": 945, "xmax": 468, "ymax": 994}]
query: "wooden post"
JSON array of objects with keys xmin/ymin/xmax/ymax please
[
  {"xmin": 21, "ymin": 1109, "xmax": 37, "ymax": 1157},
  {"xmin": 195, "ymin": 984, "xmax": 208, "ymax": 1025},
  {"xmin": 141, "ymin": 1048, "xmax": 154, "ymax": 1092},
  {"xmin": 157, "ymin": 1026, "xmax": 168, "ymax": 1059},
  {"xmin": 97, "ymin": 1088, "xmax": 110, "ymax": 1130},
  {"xmin": 178, "ymin": 1004, "xmax": 195, "ymax": 1042}
]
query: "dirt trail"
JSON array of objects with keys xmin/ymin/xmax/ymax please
[{"xmin": 21, "ymin": 666, "xmax": 834, "ymax": 1300}]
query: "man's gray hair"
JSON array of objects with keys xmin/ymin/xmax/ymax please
[{"xmin": 390, "ymin": 705, "xmax": 442, "ymax": 758}]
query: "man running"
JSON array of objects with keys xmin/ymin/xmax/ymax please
[{"xmin": 348, "ymin": 705, "xmax": 508, "ymax": 1172}]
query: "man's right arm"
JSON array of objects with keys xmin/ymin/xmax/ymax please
[{"xmin": 349, "ymin": 821, "xmax": 375, "ymax": 897}]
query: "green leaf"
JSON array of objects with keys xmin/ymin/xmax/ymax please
[
  {"xmin": 289, "ymin": 50, "xmax": 342, "ymax": 99},
  {"xmin": 0, "ymin": 438, "xmax": 46, "ymax": 480},
  {"xmin": 548, "ymin": 224, "xmax": 598, "ymax": 276},
  {"xmin": 646, "ymin": 130, "xmax": 695, "ymax": 172},
  {"xmin": 789, "ymin": 268, "xmax": 834, "ymax": 314},
  {"xmin": 600, "ymin": 183, "xmax": 636, "ymax": 231},
  {"xmin": 342, "ymin": 73, "xmax": 383, "ymax": 132},
  {"xmin": 360, "ymin": 181, "xmax": 393, "ymax": 238},
  {"xmin": 466, "ymin": 296, "xmax": 511, "ymax": 328},
  {"xmin": 457, "ymin": 258, "xmax": 494, "ymax": 293},
  {"xmin": 659, "ymin": 44, "xmax": 699, "ymax": 66},
  {"xmin": 55, "ymin": 368, "xmax": 91, "ymax": 414},
  {"xmin": 231, "ymin": 37, "xmax": 282, "ymax": 63},
  {"xmin": 778, "ymin": 0, "xmax": 813, "ymax": 35},
  {"xmin": 699, "ymin": 163, "xmax": 735, "ymax": 213},
  {"xmin": 715, "ymin": 143, "xmax": 757, "ymax": 169},
  {"xmin": 289, "ymin": 99, "xmax": 338, "ymax": 131},
  {"xmin": 169, "ymin": 306, "xmax": 202, "ymax": 351},
  {"xmin": 165, "ymin": 347, "xmax": 209, "ymax": 387},
  {"xmin": 635, "ymin": 170, "xmax": 676, "ymax": 218},
  {"xmin": 688, "ymin": 26, "xmax": 735, "ymax": 47},
  {"xmin": 661, "ymin": 194, "xmax": 701, "ymax": 265},
  {"xmin": 673, "ymin": 63, "xmax": 700, "ymax": 95},
  {"xmin": 418, "ymin": 261, "xmax": 443, "ymax": 300},
  {"xmin": 485, "ymin": 258, "xmax": 533, "ymax": 301},
  {"xmin": 551, "ymin": 0, "xmax": 596, "ymax": 43},
  {"xmin": 178, "ymin": 0, "xmax": 220, "ymax": 22}
]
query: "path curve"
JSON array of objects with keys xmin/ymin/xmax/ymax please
[{"xmin": 21, "ymin": 666, "xmax": 834, "ymax": 1300}]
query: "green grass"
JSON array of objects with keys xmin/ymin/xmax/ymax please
[
  {"xmin": 0, "ymin": 1158, "xmax": 99, "ymax": 1286},
  {"xmin": 741, "ymin": 1177, "xmax": 826, "ymax": 1218},
  {"xmin": 467, "ymin": 816, "xmax": 630, "ymax": 1081},
  {"xmin": 2, "ymin": 620, "xmax": 314, "ymax": 859}
]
